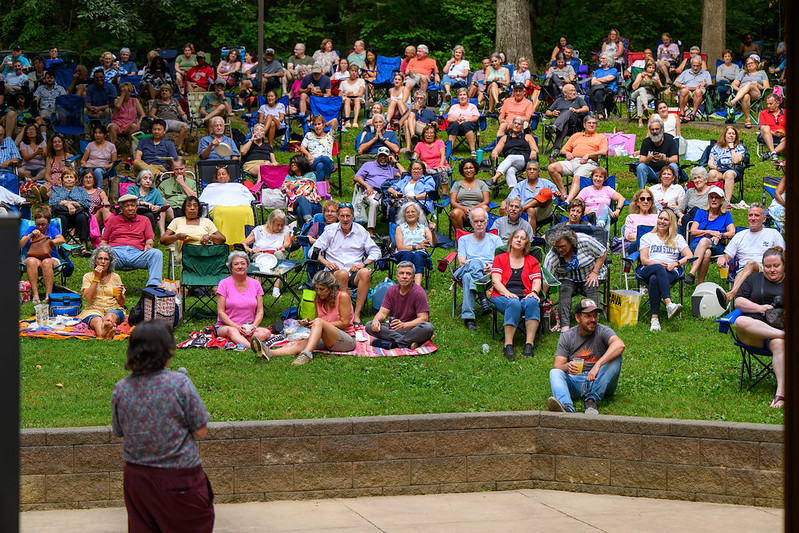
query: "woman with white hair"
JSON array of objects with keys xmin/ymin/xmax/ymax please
[
  {"xmin": 242, "ymin": 209, "xmax": 291, "ymax": 298},
  {"xmin": 684, "ymin": 186, "xmax": 734, "ymax": 285},
  {"xmin": 675, "ymin": 167, "xmax": 711, "ymax": 226},
  {"xmin": 126, "ymin": 169, "xmax": 166, "ymax": 234},
  {"xmin": 587, "ymin": 53, "xmax": 618, "ymax": 119},
  {"xmin": 394, "ymin": 201, "xmax": 437, "ymax": 286}
]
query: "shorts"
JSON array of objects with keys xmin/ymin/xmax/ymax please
[
  {"xmin": 347, "ymin": 270, "xmax": 360, "ymax": 288},
  {"xmin": 82, "ymin": 309, "xmax": 125, "ymax": 325},
  {"xmin": 163, "ymin": 119, "xmax": 187, "ymax": 132},
  {"xmin": 405, "ymin": 73, "xmax": 429, "ymax": 87},
  {"xmin": 557, "ymin": 157, "xmax": 597, "ymax": 177},
  {"xmin": 688, "ymin": 240, "xmax": 725, "ymax": 256},
  {"xmin": 717, "ymin": 166, "xmax": 742, "ymax": 180},
  {"xmin": 315, "ymin": 328, "xmax": 357, "ymax": 352}
]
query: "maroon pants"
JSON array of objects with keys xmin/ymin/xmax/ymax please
[{"xmin": 123, "ymin": 462, "xmax": 214, "ymax": 533}]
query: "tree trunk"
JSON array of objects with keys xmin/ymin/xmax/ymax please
[
  {"xmin": 496, "ymin": 0, "xmax": 534, "ymax": 66},
  {"xmin": 701, "ymin": 0, "xmax": 726, "ymax": 75}
]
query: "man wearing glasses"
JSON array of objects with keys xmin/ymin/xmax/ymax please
[
  {"xmin": 399, "ymin": 90, "xmax": 437, "ymax": 152},
  {"xmin": 635, "ymin": 115, "xmax": 678, "ymax": 189},
  {"xmin": 455, "ymin": 207, "xmax": 503, "ymax": 330},
  {"xmin": 311, "ymin": 202, "xmax": 381, "ymax": 326},
  {"xmin": 546, "ymin": 114, "xmax": 607, "ymax": 198}
]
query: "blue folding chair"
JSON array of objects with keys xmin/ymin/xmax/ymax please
[
  {"xmin": 306, "ymin": 95, "xmax": 343, "ymax": 193},
  {"xmin": 716, "ymin": 309, "xmax": 775, "ymax": 391},
  {"xmin": 53, "ymin": 94, "xmax": 86, "ymax": 141},
  {"xmin": 368, "ymin": 55, "xmax": 402, "ymax": 101}
]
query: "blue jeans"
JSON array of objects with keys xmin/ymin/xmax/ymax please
[
  {"xmin": 490, "ymin": 295, "xmax": 541, "ymax": 326},
  {"xmin": 90, "ymin": 167, "xmax": 105, "ymax": 189},
  {"xmin": 636, "ymin": 162, "xmax": 679, "ymax": 189},
  {"xmin": 637, "ymin": 263, "xmax": 679, "ymax": 315},
  {"xmin": 395, "ymin": 250, "xmax": 428, "ymax": 274},
  {"xmin": 441, "ymin": 75, "xmax": 467, "ymax": 90},
  {"xmin": 112, "ymin": 245, "xmax": 164, "ymax": 287},
  {"xmin": 312, "ymin": 156, "xmax": 334, "ymax": 182},
  {"xmin": 454, "ymin": 258, "xmax": 489, "ymax": 319},
  {"xmin": 549, "ymin": 356, "xmax": 622, "ymax": 411},
  {"xmin": 293, "ymin": 196, "xmax": 322, "ymax": 223}
]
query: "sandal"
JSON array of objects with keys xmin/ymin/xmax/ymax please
[
  {"xmin": 80, "ymin": 247, "xmax": 92, "ymax": 257},
  {"xmin": 770, "ymin": 395, "xmax": 785, "ymax": 408},
  {"xmin": 177, "ymin": 149, "xmax": 188, "ymax": 156},
  {"xmin": 744, "ymin": 122, "xmax": 752, "ymax": 129},
  {"xmin": 470, "ymin": 151, "xmax": 477, "ymax": 157}
]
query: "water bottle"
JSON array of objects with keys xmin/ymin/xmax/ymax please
[{"xmin": 481, "ymin": 344, "xmax": 490, "ymax": 354}]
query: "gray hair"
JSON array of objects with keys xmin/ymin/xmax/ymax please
[
  {"xmin": 396, "ymin": 201, "xmax": 429, "ymax": 227},
  {"xmin": 507, "ymin": 196, "xmax": 523, "ymax": 208},
  {"xmin": 526, "ymin": 160, "xmax": 540, "ymax": 170},
  {"xmin": 601, "ymin": 52, "xmax": 614, "ymax": 62},
  {"xmin": 512, "ymin": 115, "xmax": 525, "ymax": 124},
  {"xmin": 372, "ymin": 113, "xmax": 386, "ymax": 123},
  {"xmin": 311, "ymin": 270, "xmax": 340, "ymax": 304},
  {"xmin": 226, "ymin": 251, "xmax": 250, "ymax": 271},
  {"xmin": 413, "ymin": 90, "xmax": 426, "ymax": 100},
  {"xmin": 546, "ymin": 226, "xmax": 578, "ymax": 251},
  {"xmin": 266, "ymin": 209, "xmax": 287, "ymax": 229},
  {"xmin": 295, "ymin": 43, "xmax": 306, "ymax": 51},
  {"xmin": 417, "ymin": 44, "xmax": 429, "ymax": 54},
  {"xmin": 452, "ymin": 45, "xmax": 465, "ymax": 56},
  {"xmin": 120, "ymin": 47, "xmax": 131, "ymax": 54},
  {"xmin": 648, "ymin": 116, "xmax": 664, "ymax": 129},
  {"xmin": 490, "ymin": 52, "xmax": 501, "ymax": 60},
  {"xmin": 172, "ymin": 155, "xmax": 187, "ymax": 167},
  {"xmin": 135, "ymin": 169, "xmax": 154, "ymax": 186},
  {"xmin": 583, "ymin": 113, "xmax": 598, "ymax": 124},
  {"xmin": 210, "ymin": 116, "xmax": 225, "ymax": 126},
  {"xmin": 690, "ymin": 46, "xmax": 701, "ymax": 54},
  {"xmin": 749, "ymin": 202, "xmax": 766, "ymax": 214},
  {"xmin": 90, "ymin": 245, "xmax": 117, "ymax": 273},
  {"xmin": 690, "ymin": 166, "xmax": 708, "ymax": 180},
  {"xmin": 397, "ymin": 260, "xmax": 416, "ymax": 271},
  {"xmin": 468, "ymin": 206, "xmax": 488, "ymax": 224}
]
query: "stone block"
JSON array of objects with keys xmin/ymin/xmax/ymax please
[
  {"xmin": 539, "ymin": 413, "xmax": 670, "ymax": 436},
  {"xmin": 45, "ymin": 473, "xmax": 109, "ymax": 503},
  {"xmin": 436, "ymin": 429, "xmax": 494, "ymax": 457},
  {"xmin": 410, "ymin": 457, "xmax": 468, "ymax": 485},
  {"xmin": 319, "ymin": 434, "xmax": 379, "ymax": 462},
  {"xmin": 21, "ymin": 446, "xmax": 73, "ymax": 475},
  {"xmin": 667, "ymin": 464, "xmax": 726, "ymax": 494},
  {"xmin": 294, "ymin": 462, "xmax": 352, "ymax": 490},
  {"xmin": 490, "ymin": 428, "xmax": 538, "ymax": 454},
  {"xmin": 261, "ymin": 436, "xmax": 320, "ymax": 465},
  {"xmin": 759, "ymin": 442, "xmax": 783, "ymax": 471},
  {"xmin": 73, "ymin": 444, "xmax": 124, "ymax": 473},
  {"xmin": 407, "ymin": 413, "xmax": 472, "ymax": 431},
  {"xmin": 726, "ymin": 422, "xmax": 783, "ymax": 443},
  {"xmin": 530, "ymin": 454, "xmax": 555, "ymax": 481},
  {"xmin": 640, "ymin": 435, "xmax": 701, "ymax": 464},
  {"xmin": 383, "ymin": 484, "xmax": 439, "ymax": 496},
  {"xmin": 351, "ymin": 415, "xmax": 409, "ymax": 434},
  {"xmin": 496, "ymin": 480, "xmax": 535, "ymax": 490},
  {"xmin": 725, "ymin": 468, "xmax": 783, "ymax": 499},
  {"xmin": 439, "ymin": 481, "xmax": 495, "ymax": 493},
  {"xmin": 666, "ymin": 419, "xmax": 729, "ymax": 439},
  {"xmin": 457, "ymin": 411, "xmax": 534, "ymax": 429},
  {"xmin": 293, "ymin": 418, "xmax": 352, "ymax": 436},
  {"xmin": 46, "ymin": 426, "xmax": 111, "ymax": 446},
  {"xmin": 555, "ymin": 456, "xmax": 610, "ymax": 485},
  {"xmin": 109, "ymin": 471, "xmax": 124, "ymax": 501},
  {"xmin": 204, "ymin": 467, "xmax": 235, "ymax": 495},
  {"xmin": 234, "ymin": 465, "xmax": 293, "ymax": 493},
  {"xmin": 207, "ymin": 420, "xmax": 294, "ymax": 440},
  {"xmin": 20, "ymin": 474, "xmax": 45, "ymax": 504},
  {"xmin": 699, "ymin": 439, "xmax": 759, "ymax": 468},
  {"xmin": 378, "ymin": 431, "xmax": 436, "ymax": 459},
  {"xmin": 20, "ymin": 429, "xmax": 47, "ymax": 447},
  {"xmin": 353, "ymin": 459, "xmax": 410, "ymax": 487},
  {"xmin": 318, "ymin": 487, "xmax": 384, "ymax": 499},
  {"xmin": 611, "ymin": 460, "xmax": 668, "ymax": 490},
  {"xmin": 538, "ymin": 428, "xmax": 641, "ymax": 461},
  {"xmin": 467, "ymin": 454, "xmax": 531, "ymax": 482},
  {"xmin": 198, "ymin": 439, "xmax": 260, "ymax": 467}
]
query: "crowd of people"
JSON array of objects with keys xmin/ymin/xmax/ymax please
[{"xmin": 7, "ymin": 31, "xmax": 787, "ymax": 411}]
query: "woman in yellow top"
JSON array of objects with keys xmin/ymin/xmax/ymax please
[
  {"xmin": 78, "ymin": 245, "xmax": 126, "ymax": 339},
  {"xmin": 160, "ymin": 196, "xmax": 226, "ymax": 250}
]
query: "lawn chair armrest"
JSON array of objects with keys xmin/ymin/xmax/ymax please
[
  {"xmin": 716, "ymin": 308, "xmax": 743, "ymax": 333},
  {"xmin": 438, "ymin": 251, "xmax": 457, "ymax": 272}
]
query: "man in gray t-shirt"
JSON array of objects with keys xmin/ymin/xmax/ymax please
[
  {"xmin": 543, "ymin": 83, "xmax": 589, "ymax": 151},
  {"xmin": 547, "ymin": 298, "xmax": 625, "ymax": 414},
  {"xmin": 493, "ymin": 196, "xmax": 534, "ymax": 245}
]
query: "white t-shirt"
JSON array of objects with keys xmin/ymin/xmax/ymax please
[
  {"xmin": 447, "ymin": 59, "xmax": 470, "ymax": 78},
  {"xmin": 257, "ymin": 103, "xmax": 286, "ymax": 125},
  {"xmin": 640, "ymin": 233, "xmax": 688, "ymax": 264},
  {"xmin": 252, "ymin": 224, "xmax": 291, "ymax": 251},
  {"xmin": 650, "ymin": 183, "xmax": 685, "ymax": 210},
  {"xmin": 724, "ymin": 227, "xmax": 785, "ymax": 268},
  {"xmin": 339, "ymin": 78, "xmax": 366, "ymax": 98}
]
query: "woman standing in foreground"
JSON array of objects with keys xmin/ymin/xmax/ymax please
[{"xmin": 112, "ymin": 320, "xmax": 214, "ymax": 532}]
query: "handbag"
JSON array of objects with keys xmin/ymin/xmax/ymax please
[
  {"xmin": 28, "ymin": 234, "xmax": 53, "ymax": 260},
  {"xmin": 760, "ymin": 282, "xmax": 784, "ymax": 329}
]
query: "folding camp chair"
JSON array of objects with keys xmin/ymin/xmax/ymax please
[
  {"xmin": 367, "ymin": 55, "xmax": 402, "ymax": 102},
  {"xmin": 251, "ymin": 164, "xmax": 291, "ymax": 224},
  {"xmin": 716, "ymin": 309, "xmax": 775, "ymax": 391},
  {"xmin": 19, "ymin": 217, "xmax": 73, "ymax": 290},
  {"xmin": 52, "ymin": 94, "xmax": 86, "ymax": 150},
  {"xmin": 386, "ymin": 221, "xmax": 434, "ymax": 289},
  {"xmin": 180, "ymin": 243, "xmax": 229, "ymax": 318},
  {"xmin": 306, "ymin": 95, "xmax": 343, "ymax": 193}
]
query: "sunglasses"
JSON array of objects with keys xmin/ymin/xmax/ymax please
[
  {"xmin": 338, "ymin": 202, "xmax": 354, "ymax": 209},
  {"xmin": 639, "ymin": 197, "xmax": 653, "ymax": 201}
]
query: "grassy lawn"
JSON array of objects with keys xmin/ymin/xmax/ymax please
[{"xmin": 20, "ymin": 107, "xmax": 785, "ymax": 428}]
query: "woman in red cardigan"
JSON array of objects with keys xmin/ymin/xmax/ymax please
[{"xmin": 490, "ymin": 228, "xmax": 543, "ymax": 360}]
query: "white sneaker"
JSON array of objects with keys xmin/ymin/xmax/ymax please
[
  {"xmin": 650, "ymin": 317, "xmax": 661, "ymax": 331},
  {"xmin": 666, "ymin": 302, "xmax": 682, "ymax": 319},
  {"xmin": 272, "ymin": 287, "xmax": 281, "ymax": 298}
]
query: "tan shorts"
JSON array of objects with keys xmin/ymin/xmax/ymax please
[
  {"xmin": 558, "ymin": 158, "xmax": 597, "ymax": 178},
  {"xmin": 315, "ymin": 328, "xmax": 357, "ymax": 352}
]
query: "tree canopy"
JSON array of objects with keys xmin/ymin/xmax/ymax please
[{"xmin": 0, "ymin": 0, "xmax": 782, "ymax": 68}]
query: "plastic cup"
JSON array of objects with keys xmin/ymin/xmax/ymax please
[
  {"xmin": 573, "ymin": 358, "xmax": 584, "ymax": 374},
  {"xmin": 35, "ymin": 304, "xmax": 49, "ymax": 326},
  {"xmin": 719, "ymin": 266, "xmax": 729, "ymax": 279},
  {"xmin": 475, "ymin": 148, "xmax": 483, "ymax": 165},
  {"xmin": 242, "ymin": 322, "xmax": 254, "ymax": 335},
  {"xmin": 112, "ymin": 285, "xmax": 122, "ymax": 298}
]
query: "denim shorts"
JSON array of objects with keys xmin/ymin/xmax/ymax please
[{"xmin": 82, "ymin": 309, "xmax": 125, "ymax": 325}]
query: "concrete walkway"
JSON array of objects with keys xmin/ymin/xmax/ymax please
[{"xmin": 22, "ymin": 489, "xmax": 782, "ymax": 532}]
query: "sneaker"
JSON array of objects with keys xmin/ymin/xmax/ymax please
[
  {"xmin": 234, "ymin": 343, "xmax": 247, "ymax": 351},
  {"xmin": 584, "ymin": 398, "xmax": 599, "ymax": 415},
  {"xmin": 666, "ymin": 302, "xmax": 682, "ymax": 319},
  {"xmin": 684, "ymin": 272, "xmax": 695, "ymax": 285},
  {"xmin": 762, "ymin": 151, "xmax": 773, "ymax": 161},
  {"xmin": 547, "ymin": 396, "xmax": 567, "ymax": 412},
  {"xmin": 464, "ymin": 319, "xmax": 477, "ymax": 330},
  {"xmin": 478, "ymin": 298, "xmax": 492, "ymax": 316},
  {"xmin": 292, "ymin": 350, "xmax": 313, "ymax": 365},
  {"xmin": 522, "ymin": 343, "xmax": 535, "ymax": 358},
  {"xmin": 503, "ymin": 344, "xmax": 517, "ymax": 360},
  {"xmin": 650, "ymin": 317, "xmax": 661, "ymax": 332},
  {"xmin": 770, "ymin": 152, "xmax": 780, "ymax": 163},
  {"xmin": 272, "ymin": 286, "xmax": 281, "ymax": 298},
  {"xmin": 251, "ymin": 337, "xmax": 271, "ymax": 361}
]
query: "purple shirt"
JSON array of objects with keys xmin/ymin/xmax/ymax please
[
  {"xmin": 380, "ymin": 283, "xmax": 429, "ymax": 323},
  {"xmin": 355, "ymin": 160, "xmax": 398, "ymax": 188},
  {"xmin": 112, "ymin": 369, "xmax": 209, "ymax": 468}
]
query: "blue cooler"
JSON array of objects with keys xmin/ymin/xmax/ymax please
[{"xmin": 48, "ymin": 293, "xmax": 81, "ymax": 317}]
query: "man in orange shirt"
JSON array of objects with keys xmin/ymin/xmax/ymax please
[
  {"xmin": 758, "ymin": 94, "xmax": 785, "ymax": 164},
  {"xmin": 497, "ymin": 83, "xmax": 536, "ymax": 136},
  {"xmin": 546, "ymin": 115, "xmax": 607, "ymax": 197},
  {"xmin": 403, "ymin": 44, "xmax": 439, "ymax": 100}
]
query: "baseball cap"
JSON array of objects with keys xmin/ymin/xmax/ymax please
[
  {"xmin": 311, "ymin": 64, "xmax": 323, "ymax": 74},
  {"xmin": 706, "ymin": 185, "xmax": 725, "ymax": 198},
  {"xmin": 118, "ymin": 194, "xmax": 138, "ymax": 204},
  {"xmin": 214, "ymin": 79, "xmax": 226, "ymax": 86},
  {"xmin": 11, "ymin": 44, "xmax": 21, "ymax": 51},
  {"xmin": 196, "ymin": 51, "xmax": 206, "ymax": 58},
  {"xmin": 376, "ymin": 147, "xmax": 391, "ymax": 156},
  {"xmin": 575, "ymin": 298, "xmax": 599, "ymax": 314},
  {"xmin": 265, "ymin": 48, "xmax": 275, "ymax": 55},
  {"xmin": 533, "ymin": 188, "xmax": 553, "ymax": 203},
  {"xmin": 511, "ymin": 82, "xmax": 525, "ymax": 90}
]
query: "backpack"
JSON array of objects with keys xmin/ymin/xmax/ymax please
[{"xmin": 372, "ymin": 277, "xmax": 396, "ymax": 311}]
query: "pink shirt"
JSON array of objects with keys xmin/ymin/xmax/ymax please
[
  {"xmin": 111, "ymin": 98, "xmax": 138, "ymax": 129},
  {"xmin": 216, "ymin": 276, "xmax": 263, "ymax": 327},
  {"xmin": 83, "ymin": 141, "xmax": 116, "ymax": 168},
  {"xmin": 624, "ymin": 213, "xmax": 658, "ymax": 241},
  {"xmin": 316, "ymin": 290, "xmax": 356, "ymax": 336},
  {"xmin": 413, "ymin": 139, "xmax": 447, "ymax": 169},
  {"xmin": 578, "ymin": 185, "xmax": 615, "ymax": 213},
  {"xmin": 447, "ymin": 103, "xmax": 479, "ymax": 122}
]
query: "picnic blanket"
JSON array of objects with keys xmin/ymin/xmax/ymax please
[{"xmin": 19, "ymin": 317, "xmax": 134, "ymax": 340}]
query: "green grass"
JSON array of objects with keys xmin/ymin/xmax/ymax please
[{"xmin": 19, "ymin": 109, "xmax": 784, "ymax": 428}]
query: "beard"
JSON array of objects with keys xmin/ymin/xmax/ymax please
[{"xmin": 650, "ymin": 132, "xmax": 664, "ymax": 143}]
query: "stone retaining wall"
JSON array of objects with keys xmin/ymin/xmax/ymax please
[{"xmin": 20, "ymin": 411, "xmax": 783, "ymax": 510}]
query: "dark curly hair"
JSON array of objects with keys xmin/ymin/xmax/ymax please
[
  {"xmin": 458, "ymin": 157, "xmax": 478, "ymax": 175},
  {"xmin": 125, "ymin": 320, "xmax": 175, "ymax": 374}
]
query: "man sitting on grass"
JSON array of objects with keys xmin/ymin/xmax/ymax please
[
  {"xmin": 547, "ymin": 298, "xmax": 624, "ymax": 415},
  {"xmin": 369, "ymin": 261, "xmax": 434, "ymax": 349}
]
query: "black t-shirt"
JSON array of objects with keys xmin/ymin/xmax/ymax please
[
  {"xmin": 738, "ymin": 272, "xmax": 783, "ymax": 321},
  {"xmin": 639, "ymin": 133, "xmax": 677, "ymax": 172},
  {"xmin": 242, "ymin": 140, "xmax": 274, "ymax": 164},
  {"xmin": 505, "ymin": 267, "xmax": 526, "ymax": 298}
]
